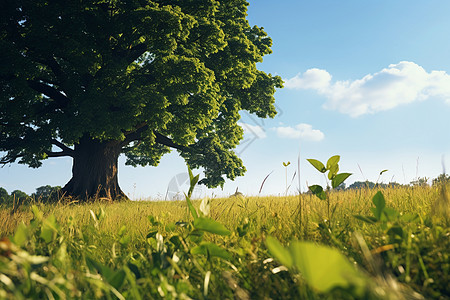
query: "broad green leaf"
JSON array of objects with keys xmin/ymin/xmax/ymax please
[
  {"xmin": 119, "ymin": 235, "xmax": 131, "ymax": 246},
  {"xmin": 265, "ymin": 236, "xmax": 293, "ymax": 268},
  {"xmin": 328, "ymin": 164, "xmax": 339, "ymax": 180},
  {"xmin": 188, "ymin": 229, "xmax": 204, "ymax": 243},
  {"xmin": 107, "ymin": 270, "xmax": 126, "ymax": 290},
  {"xmin": 400, "ymin": 213, "xmax": 419, "ymax": 223},
  {"xmin": 307, "ymin": 159, "xmax": 326, "ymax": 173},
  {"xmin": 164, "ymin": 222, "xmax": 176, "ymax": 232},
  {"xmin": 191, "ymin": 242, "xmax": 231, "ymax": 260},
  {"xmin": 194, "ymin": 217, "xmax": 231, "ymax": 236},
  {"xmin": 12, "ymin": 222, "xmax": 28, "ymax": 247},
  {"xmin": 185, "ymin": 193, "xmax": 199, "ymax": 220},
  {"xmin": 353, "ymin": 215, "xmax": 377, "ymax": 224},
  {"xmin": 148, "ymin": 215, "xmax": 159, "ymax": 226},
  {"xmin": 382, "ymin": 207, "xmax": 399, "ymax": 221},
  {"xmin": 40, "ymin": 215, "xmax": 60, "ymax": 243},
  {"xmin": 331, "ymin": 173, "xmax": 352, "ymax": 189},
  {"xmin": 309, "ymin": 185, "xmax": 327, "ymax": 201},
  {"xmin": 371, "ymin": 191, "xmax": 386, "ymax": 220},
  {"xmin": 31, "ymin": 205, "xmax": 43, "ymax": 221},
  {"xmin": 290, "ymin": 241, "xmax": 366, "ymax": 294},
  {"xmin": 326, "ymin": 155, "xmax": 340, "ymax": 170}
]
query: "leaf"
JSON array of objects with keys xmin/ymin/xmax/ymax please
[
  {"xmin": 184, "ymin": 193, "xmax": 199, "ymax": 220},
  {"xmin": 331, "ymin": 173, "xmax": 352, "ymax": 189},
  {"xmin": 353, "ymin": 215, "xmax": 377, "ymax": 224},
  {"xmin": 40, "ymin": 215, "xmax": 59, "ymax": 243},
  {"xmin": 379, "ymin": 169, "xmax": 388, "ymax": 175},
  {"xmin": 371, "ymin": 191, "xmax": 386, "ymax": 220},
  {"xmin": 307, "ymin": 159, "xmax": 326, "ymax": 173},
  {"xmin": 283, "ymin": 161, "xmax": 290, "ymax": 167},
  {"xmin": 188, "ymin": 229, "xmax": 204, "ymax": 243},
  {"xmin": 400, "ymin": 213, "xmax": 419, "ymax": 223},
  {"xmin": 326, "ymin": 155, "xmax": 340, "ymax": 170},
  {"xmin": 265, "ymin": 236, "xmax": 293, "ymax": 268},
  {"xmin": 12, "ymin": 222, "xmax": 28, "ymax": 247},
  {"xmin": 289, "ymin": 241, "xmax": 366, "ymax": 294},
  {"xmin": 191, "ymin": 242, "xmax": 231, "ymax": 260},
  {"xmin": 187, "ymin": 166, "xmax": 199, "ymax": 198},
  {"xmin": 382, "ymin": 207, "xmax": 399, "ymax": 221},
  {"xmin": 193, "ymin": 217, "xmax": 231, "ymax": 236},
  {"xmin": 308, "ymin": 185, "xmax": 327, "ymax": 201},
  {"xmin": 328, "ymin": 164, "xmax": 339, "ymax": 180},
  {"xmin": 107, "ymin": 270, "xmax": 126, "ymax": 290},
  {"xmin": 148, "ymin": 215, "xmax": 159, "ymax": 226}
]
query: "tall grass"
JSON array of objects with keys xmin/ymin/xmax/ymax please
[{"xmin": 0, "ymin": 185, "xmax": 448, "ymax": 299}]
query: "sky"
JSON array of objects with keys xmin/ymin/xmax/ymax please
[{"xmin": 1, "ymin": 0, "xmax": 450, "ymax": 199}]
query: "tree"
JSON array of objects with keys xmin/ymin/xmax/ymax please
[
  {"xmin": 33, "ymin": 185, "xmax": 62, "ymax": 201},
  {"xmin": 432, "ymin": 173, "xmax": 450, "ymax": 186},
  {"xmin": 347, "ymin": 181, "xmax": 376, "ymax": 190},
  {"xmin": 0, "ymin": 0, "xmax": 282, "ymax": 200},
  {"xmin": 0, "ymin": 187, "xmax": 10, "ymax": 204},
  {"xmin": 11, "ymin": 190, "xmax": 29, "ymax": 202}
]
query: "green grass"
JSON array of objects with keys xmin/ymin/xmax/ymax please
[{"xmin": 0, "ymin": 185, "xmax": 448, "ymax": 299}]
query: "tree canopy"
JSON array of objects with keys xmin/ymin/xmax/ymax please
[{"xmin": 0, "ymin": 0, "xmax": 282, "ymax": 199}]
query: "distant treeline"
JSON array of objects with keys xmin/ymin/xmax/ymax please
[
  {"xmin": 336, "ymin": 173, "xmax": 450, "ymax": 191},
  {"xmin": 0, "ymin": 185, "xmax": 61, "ymax": 205},
  {"xmin": 1, "ymin": 174, "xmax": 449, "ymax": 204}
]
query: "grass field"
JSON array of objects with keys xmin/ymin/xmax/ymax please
[{"xmin": 0, "ymin": 185, "xmax": 449, "ymax": 299}]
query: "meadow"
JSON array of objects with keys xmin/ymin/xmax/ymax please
[{"xmin": 0, "ymin": 183, "xmax": 448, "ymax": 299}]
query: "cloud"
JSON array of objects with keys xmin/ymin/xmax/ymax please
[
  {"xmin": 238, "ymin": 122, "xmax": 267, "ymax": 139},
  {"xmin": 274, "ymin": 123, "xmax": 324, "ymax": 141},
  {"xmin": 284, "ymin": 61, "xmax": 450, "ymax": 117},
  {"xmin": 284, "ymin": 68, "xmax": 332, "ymax": 90}
]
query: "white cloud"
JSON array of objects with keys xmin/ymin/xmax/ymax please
[
  {"xmin": 284, "ymin": 68, "xmax": 332, "ymax": 90},
  {"xmin": 238, "ymin": 122, "xmax": 267, "ymax": 139},
  {"xmin": 284, "ymin": 61, "xmax": 450, "ymax": 117},
  {"xmin": 274, "ymin": 123, "xmax": 324, "ymax": 141}
]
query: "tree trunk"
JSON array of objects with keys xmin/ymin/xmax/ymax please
[{"xmin": 62, "ymin": 135, "xmax": 127, "ymax": 201}]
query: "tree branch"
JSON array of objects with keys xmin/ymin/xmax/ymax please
[
  {"xmin": 121, "ymin": 123, "xmax": 149, "ymax": 146},
  {"xmin": 155, "ymin": 132, "xmax": 188, "ymax": 152},
  {"xmin": 121, "ymin": 124, "xmax": 188, "ymax": 152},
  {"xmin": 27, "ymin": 80, "xmax": 70, "ymax": 108},
  {"xmin": 46, "ymin": 151, "xmax": 73, "ymax": 158},
  {"xmin": 114, "ymin": 43, "xmax": 148, "ymax": 65},
  {"xmin": 0, "ymin": 154, "xmax": 22, "ymax": 166},
  {"xmin": 51, "ymin": 139, "xmax": 74, "ymax": 156}
]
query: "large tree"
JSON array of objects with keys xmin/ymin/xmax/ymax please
[{"xmin": 0, "ymin": 0, "xmax": 282, "ymax": 200}]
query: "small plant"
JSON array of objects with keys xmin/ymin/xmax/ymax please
[
  {"xmin": 307, "ymin": 155, "xmax": 352, "ymax": 220},
  {"xmin": 354, "ymin": 191, "xmax": 419, "ymax": 244}
]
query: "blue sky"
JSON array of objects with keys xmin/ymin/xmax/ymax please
[{"xmin": 1, "ymin": 0, "xmax": 450, "ymax": 199}]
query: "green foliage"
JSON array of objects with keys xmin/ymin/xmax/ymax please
[
  {"xmin": 432, "ymin": 173, "xmax": 450, "ymax": 186},
  {"xmin": 32, "ymin": 185, "xmax": 61, "ymax": 202},
  {"xmin": 307, "ymin": 155, "xmax": 352, "ymax": 221},
  {"xmin": 307, "ymin": 155, "xmax": 352, "ymax": 199},
  {"xmin": 0, "ymin": 0, "xmax": 282, "ymax": 195},
  {"xmin": 0, "ymin": 187, "xmax": 10, "ymax": 204},
  {"xmin": 266, "ymin": 237, "xmax": 367, "ymax": 296}
]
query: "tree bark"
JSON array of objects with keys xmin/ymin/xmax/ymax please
[{"xmin": 62, "ymin": 135, "xmax": 127, "ymax": 201}]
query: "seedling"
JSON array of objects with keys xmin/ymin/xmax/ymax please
[{"xmin": 307, "ymin": 155, "xmax": 352, "ymax": 220}]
